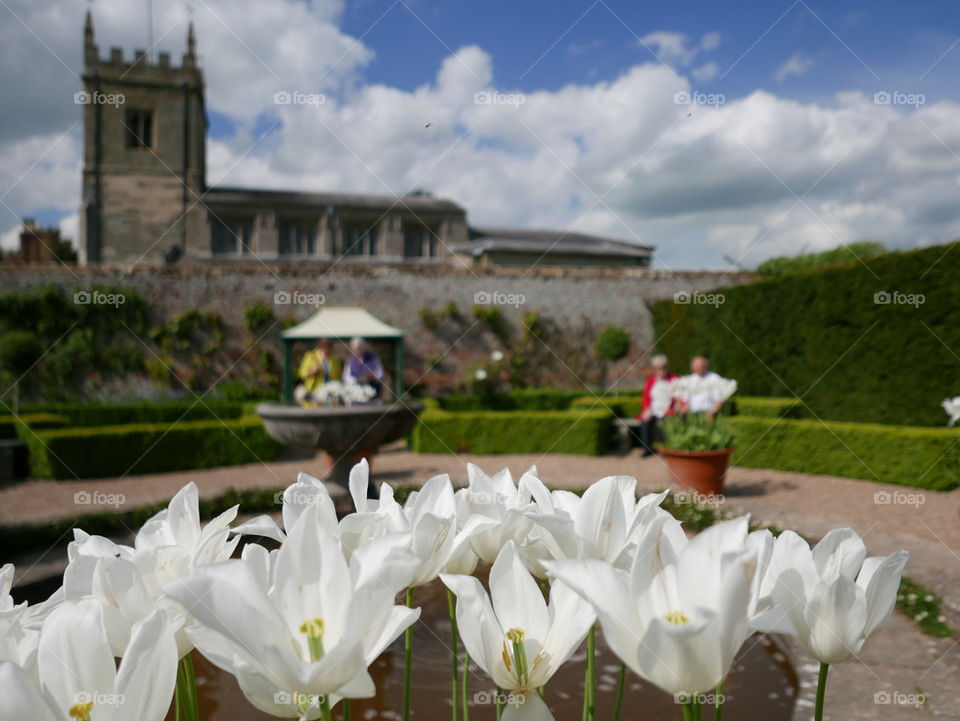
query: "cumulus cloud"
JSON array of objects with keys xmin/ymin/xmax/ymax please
[{"xmin": 3, "ymin": 2, "xmax": 960, "ymax": 269}]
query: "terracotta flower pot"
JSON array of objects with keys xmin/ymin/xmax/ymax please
[{"xmin": 660, "ymin": 447, "xmax": 735, "ymax": 496}]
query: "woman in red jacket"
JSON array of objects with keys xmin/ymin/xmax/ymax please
[{"xmin": 637, "ymin": 354, "xmax": 676, "ymax": 457}]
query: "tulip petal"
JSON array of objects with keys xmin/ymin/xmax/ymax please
[
  {"xmin": 490, "ymin": 542, "xmax": 548, "ymax": 644},
  {"xmin": 501, "ymin": 690, "xmax": 555, "ymax": 721},
  {"xmin": 535, "ymin": 581, "xmax": 595, "ymax": 683},
  {"xmin": 858, "ymin": 550, "xmax": 908, "ymax": 638},
  {"xmin": 38, "ymin": 599, "xmax": 116, "ymax": 718},
  {"xmin": 803, "ymin": 574, "xmax": 866, "ymax": 664},
  {"xmin": 113, "ymin": 611, "xmax": 177, "ymax": 721},
  {"xmin": 441, "ymin": 573, "xmax": 511, "ymax": 686},
  {"xmin": 812, "ymin": 528, "xmax": 866, "ymax": 581},
  {"xmin": 0, "ymin": 661, "xmax": 58, "ymax": 721}
]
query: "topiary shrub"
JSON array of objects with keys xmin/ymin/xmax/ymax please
[{"xmin": 594, "ymin": 326, "xmax": 630, "ymax": 362}]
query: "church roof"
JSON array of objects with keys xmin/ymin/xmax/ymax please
[
  {"xmin": 205, "ymin": 186, "xmax": 465, "ymax": 214},
  {"xmin": 452, "ymin": 226, "xmax": 653, "ymax": 259}
]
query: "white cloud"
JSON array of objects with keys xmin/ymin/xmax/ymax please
[
  {"xmin": 775, "ymin": 53, "xmax": 815, "ymax": 82},
  {"xmin": 3, "ymin": 2, "xmax": 960, "ymax": 270},
  {"xmin": 639, "ymin": 31, "xmax": 721, "ymax": 68},
  {"xmin": 692, "ymin": 62, "xmax": 720, "ymax": 83}
]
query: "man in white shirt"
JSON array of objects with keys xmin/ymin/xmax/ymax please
[{"xmin": 681, "ymin": 356, "xmax": 726, "ymax": 420}]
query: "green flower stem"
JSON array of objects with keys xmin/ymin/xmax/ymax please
[
  {"xmin": 175, "ymin": 654, "xmax": 199, "ymax": 721},
  {"xmin": 714, "ymin": 682, "xmax": 723, "ymax": 721},
  {"xmin": 343, "ymin": 699, "xmax": 352, "ymax": 721},
  {"xmin": 320, "ymin": 695, "xmax": 333, "ymax": 721},
  {"xmin": 815, "ymin": 663, "xmax": 829, "ymax": 721},
  {"xmin": 446, "ymin": 589, "xmax": 460, "ymax": 721},
  {"xmin": 681, "ymin": 702, "xmax": 696, "ymax": 721},
  {"xmin": 496, "ymin": 686, "xmax": 503, "ymax": 721},
  {"xmin": 582, "ymin": 626, "xmax": 596, "ymax": 721},
  {"xmin": 403, "ymin": 588, "xmax": 415, "ymax": 721},
  {"xmin": 461, "ymin": 652, "xmax": 470, "ymax": 721},
  {"xmin": 611, "ymin": 663, "xmax": 626, "ymax": 721}
]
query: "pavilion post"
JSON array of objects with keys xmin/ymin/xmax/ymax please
[
  {"xmin": 393, "ymin": 339, "xmax": 404, "ymax": 399},
  {"xmin": 283, "ymin": 339, "xmax": 293, "ymax": 404}
]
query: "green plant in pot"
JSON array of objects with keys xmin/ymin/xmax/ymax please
[{"xmin": 656, "ymin": 374, "xmax": 738, "ymax": 495}]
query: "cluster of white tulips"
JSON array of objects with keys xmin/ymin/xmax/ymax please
[{"xmin": 0, "ymin": 461, "xmax": 907, "ymax": 721}]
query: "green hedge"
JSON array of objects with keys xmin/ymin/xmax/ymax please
[
  {"xmin": 651, "ymin": 243, "xmax": 960, "ymax": 426},
  {"xmin": 570, "ymin": 395, "xmax": 644, "ymax": 418},
  {"xmin": 410, "ymin": 408, "xmax": 613, "ymax": 455},
  {"xmin": 729, "ymin": 416, "xmax": 960, "ymax": 490},
  {"xmin": 21, "ymin": 401, "xmax": 247, "ymax": 427},
  {"xmin": 25, "ymin": 416, "xmax": 281, "ymax": 480},
  {"xmin": 730, "ymin": 397, "xmax": 804, "ymax": 419},
  {"xmin": 437, "ymin": 389, "xmax": 587, "ymax": 411},
  {"xmin": 0, "ymin": 413, "xmax": 69, "ymax": 440}
]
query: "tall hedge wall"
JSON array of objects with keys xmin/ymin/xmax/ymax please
[{"xmin": 651, "ymin": 244, "xmax": 960, "ymax": 426}]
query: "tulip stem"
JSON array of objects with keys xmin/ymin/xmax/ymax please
[
  {"xmin": 461, "ymin": 652, "xmax": 470, "ymax": 721},
  {"xmin": 714, "ymin": 682, "xmax": 723, "ymax": 721},
  {"xmin": 175, "ymin": 654, "xmax": 199, "ymax": 721},
  {"xmin": 403, "ymin": 588, "xmax": 414, "ymax": 721},
  {"xmin": 814, "ymin": 662, "xmax": 829, "ymax": 721},
  {"xmin": 320, "ymin": 695, "xmax": 333, "ymax": 721},
  {"xmin": 681, "ymin": 702, "xmax": 696, "ymax": 721},
  {"xmin": 446, "ymin": 588, "xmax": 459, "ymax": 721},
  {"xmin": 582, "ymin": 626, "xmax": 596, "ymax": 721},
  {"xmin": 496, "ymin": 686, "xmax": 503, "ymax": 721},
  {"xmin": 611, "ymin": 663, "xmax": 626, "ymax": 721},
  {"xmin": 343, "ymin": 699, "xmax": 352, "ymax": 721}
]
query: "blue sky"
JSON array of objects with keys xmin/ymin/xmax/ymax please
[
  {"xmin": 338, "ymin": 0, "xmax": 959, "ymax": 99},
  {"xmin": 4, "ymin": 0, "xmax": 960, "ymax": 268}
]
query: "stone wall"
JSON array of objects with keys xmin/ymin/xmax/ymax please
[{"xmin": 0, "ymin": 263, "xmax": 752, "ymax": 393}]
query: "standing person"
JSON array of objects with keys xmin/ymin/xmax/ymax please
[
  {"xmin": 637, "ymin": 354, "xmax": 676, "ymax": 457},
  {"xmin": 344, "ymin": 337, "xmax": 384, "ymax": 400},
  {"xmin": 679, "ymin": 355, "xmax": 726, "ymax": 421},
  {"xmin": 295, "ymin": 338, "xmax": 342, "ymax": 406}
]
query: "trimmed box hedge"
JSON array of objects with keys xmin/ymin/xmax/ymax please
[
  {"xmin": 731, "ymin": 397, "xmax": 804, "ymax": 419},
  {"xmin": 437, "ymin": 389, "xmax": 587, "ymax": 412},
  {"xmin": 0, "ymin": 413, "xmax": 69, "ymax": 440},
  {"xmin": 410, "ymin": 408, "xmax": 613, "ymax": 456},
  {"xmin": 729, "ymin": 416, "xmax": 960, "ymax": 490},
  {"xmin": 570, "ymin": 395, "xmax": 644, "ymax": 418},
  {"xmin": 25, "ymin": 416, "xmax": 281, "ymax": 480},
  {"xmin": 20, "ymin": 401, "xmax": 247, "ymax": 428}
]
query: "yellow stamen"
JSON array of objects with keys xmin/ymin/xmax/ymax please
[
  {"xmin": 69, "ymin": 703, "xmax": 94, "ymax": 721},
  {"xmin": 299, "ymin": 618, "xmax": 326, "ymax": 661},
  {"xmin": 664, "ymin": 610, "xmax": 689, "ymax": 625}
]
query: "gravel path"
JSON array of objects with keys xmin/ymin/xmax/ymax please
[{"xmin": 2, "ymin": 447, "xmax": 958, "ymax": 719}]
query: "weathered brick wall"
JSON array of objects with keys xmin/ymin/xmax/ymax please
[{"xmin": 0, "ymin": 263, "xmax": 751, "ymax": 392}]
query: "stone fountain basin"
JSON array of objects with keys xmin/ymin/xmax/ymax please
[{"xmin": 256, "ymin": 402, "xmax": 423, "ymax": 454}]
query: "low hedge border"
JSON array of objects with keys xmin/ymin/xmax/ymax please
[
  {"xmin": 20, "ymin": 401, "xmax": 247, "ymax": 428},
  {"xmin": 729, "ymin": 416, "xmax": 960, "ymax": 490},
  {"xmin": 570, "ymin": 395, "xmax": 644, "ymax": 419},
  {"xmin": 410, "ymin": 408, "xmax": 613, "ymax": 456},
  {"xmin": 25, "ymin": 416, "xmax": 281, "ymax": 480},
  {"xmin": 0, "ymin": 414, "xmax": 70, "ymax": 440},
  {"xmin": 437, "ymin": 389, "xmax": 587, "ymax": 411},
  {"xmin": 731, "ymin": 397, "xmax": 804, "ymax": 419}
]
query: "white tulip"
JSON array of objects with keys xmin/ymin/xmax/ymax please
[
  {"xmin": 524, "ymin": 473, "xmax": 670, "ymax": 571},
  {"xmin": 232, "ymin": 471, "xmax": 340, "ymax": 545},
  {"xmin": 166, "ymin": 504, "xmax": 419, "ymax": 718},
  {"xmin": 753, "ymin": 528, "xmax": 908, "ymax": 664},
  {"xmin": 942, "ymin": 396, "xmax": 960, "ymax": 426},
  {"xmin": 460, "ymin": 465, "xmax": 536, "ymax": 563},
  {"xmin": 546, "ymin": 516, "xmax": 760, "ymax": 695},
  {"xmin": 401, "ymin": 472, "xmax": 496, "ymax": 587},
  {"xmin": 442, "ymin": 541, "xmax": 595, "ymax": 721},
  {"xmin": 0, "ymin": 598, "xmax": 176, "ymax": 721}
]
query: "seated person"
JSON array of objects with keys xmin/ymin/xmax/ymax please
[
  {"xmin": 637, "ymin": 354, "xmax": 676, "ymax": 457},
  {"xmin": 344, "ymin": 337, "xmax": 384, "ymax": 400},
  {"xmin": 295, "ymin": 339, "xmax": 342, "ymax": 406}
]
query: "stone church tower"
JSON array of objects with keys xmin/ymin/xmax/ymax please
[{"xmin": 79, "ymin": 11, "xmax": 206, "ymax": 265}]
